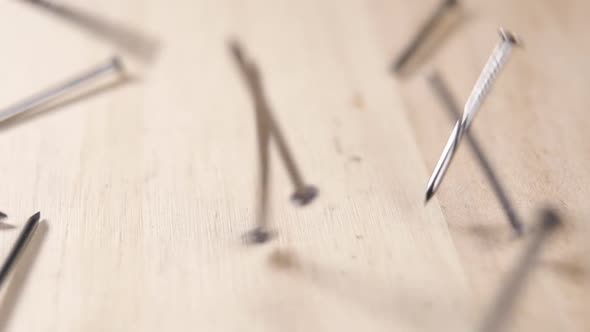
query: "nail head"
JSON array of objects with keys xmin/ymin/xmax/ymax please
[
  {"xmin": 242, "ymin": 227, "xmax": 272, "ymax": 244},
  {"xmin": 291, "ymin": 185, "xmax": 319, "ymax": 206},
  {"xmin": 499, "ymin": 28, "xmax": 522, "ymax": 46}
]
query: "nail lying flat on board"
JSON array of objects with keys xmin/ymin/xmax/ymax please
[
  {"xmin": 0, "ymin": 57, "xmax": 123, "ymax": 123},
  {"xmin": 0, "ymin": 212, "xmax": 42, "ymax": 290},
  {"xmin": 424, "ymin": 29, "xmax": 520, "ymax": 203},
  {"xmin": 392, "ymin": 0, "xmax": 458, "ymax": 73}
]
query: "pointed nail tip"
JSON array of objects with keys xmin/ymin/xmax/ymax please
[
  {"xmin": 30, "ymin": 212, "xmax": 41, "ymax": 222},
  {"xmin": 424, "ymin": 188, "xmax": 435, "ymax": 204},
  {"xmin": 0, "ymin": 211, "xmax": 7, "ymax": 219}
]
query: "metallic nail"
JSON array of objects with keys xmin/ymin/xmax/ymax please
[
  {"xmin": 425, "ymin": 29, "xmax": 520, "ymax": 203},
  {"xmin": 0, "ymin": 56, "xmax": 122, "ymax": 123}
]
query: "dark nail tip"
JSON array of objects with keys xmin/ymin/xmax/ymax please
[
  {"xmin": 291, "ymin": 185, "xmax": 319, "ymax": 207},
  {"xmin": 0, "ymin": 211, "xmax": 7, "ymax": 219},
  {"xmin": 29, "ymin": 212, "xmax": 41, "ymax": 223},
  {"xmin": 242, "ymin": 227, "xmax": 273, "ymax": 245},
  {"xmin": 424, "ymin": 188, "xmax": 435, "ymax": 204}
]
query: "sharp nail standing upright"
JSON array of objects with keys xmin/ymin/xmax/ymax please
[{"xmin": 425, "ymin": 29, "xmax": 520, "ymax": 203}]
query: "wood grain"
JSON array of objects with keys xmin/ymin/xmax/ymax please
[{"xmin": 0, "ymin": 0, "xmax": 587, "ymax": 331}]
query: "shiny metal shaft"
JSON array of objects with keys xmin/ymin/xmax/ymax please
[
  {"xmin": 0, "ymin": 57, "xmax": 122, "ymax": 123},
  {"xmin": 425, "ymin": 29, "xmax": 519, "ymax": 202}
]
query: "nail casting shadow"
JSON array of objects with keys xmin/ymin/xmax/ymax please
[
  {"xmin": 0, "ymin": 224, "xmax": 16, "ymax": 231},
  {"xmin": 267, "ymin": 248, "xmax": 467, "ymax": 330},
  {"xmin": 229, "ymin": 40, "xmax": 317, "ymax": 244},
  {"xmin": 428, "ymin": 71, "xmax": 524, "ymax": 235},
  {"xmin": 0, "ymin": 213, "xmax": 14, "ymax": 230}
]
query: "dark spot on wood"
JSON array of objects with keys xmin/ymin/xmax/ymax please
[
  {"xmin": 353, "ymin": 93, "xmax": 365, "ymax": 111},
  {"xmin": 269, "ymin": 248, "xmax": 300, "ymax": 271},
  {"xmin": 349, "ymin": 155, "xmax": 362, "ymax": 163}
]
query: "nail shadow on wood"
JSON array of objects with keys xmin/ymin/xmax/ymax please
[
  {"xmin": 22, "ymin": 0, "xmax": 160, "ymax": 63},
  {"xmin": 541, "ymin": 258, "xmax": 588, "ymax": 284},
  {"xmin": 0, "ymin": 75, "xmax": 135, "ymax": 132},
  {"xmin": 428, "ymin": 71, "xmax": 524, "ymax": 235},
  {"xmin": 0, "ymin": 213, "xmax": 13, "ymax": 230},
  {"xmin": 465, "ymin": 223, "xmax": 511, "ymax": 244},
  {"xmin": 267, "ymin": 248, "xmax": 463, "ymax": 329},
  {"xmin": 393, "ymin": 5, "xmax": 464, "ymax": 77},
  {"xmin": 0, "ymin": 224, "xmax": 16, "ymax": 231},
  {"xmin": 229, "ymin": 40, "xmax": 318, "ymax": 244},
  {"xmin": 0, "ymin": 220, "xmax": 48, "ymax": 332},
  {"xmin": 478, "ymin": 209, "xmax": 561, "ymax": 332}
]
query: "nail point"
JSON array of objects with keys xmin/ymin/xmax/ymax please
[
  {"xmin": 30, "ymin": 212, "xmax": 41, "ymax": 223},
  {"xmin": 424, "ymin": 187, "xmax": 435, "ymax": 204}
]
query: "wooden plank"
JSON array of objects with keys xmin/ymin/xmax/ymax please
[{"xmin": 0, "ymin": 0, "xmax": 587, "ymax": 331}]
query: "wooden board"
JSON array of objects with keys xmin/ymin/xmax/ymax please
[{"xmin": 0, "ymin": 0, "xmax": 588, "ymax": 331}]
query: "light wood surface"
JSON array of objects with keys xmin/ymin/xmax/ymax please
[{"xmin": 0, "ymin": 0, "xmax": 588, "ymax": 331}]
